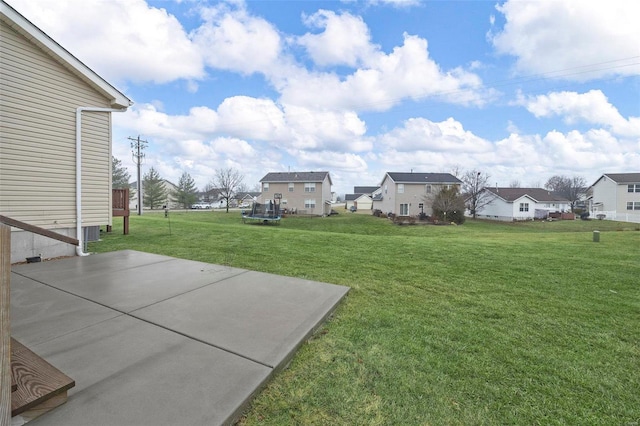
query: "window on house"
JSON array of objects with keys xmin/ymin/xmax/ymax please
[
  {"xmin": 627, "ymin": 202, "xmax": 640, "ymax": 210},
  {"xmin": 398, "ymin": 184, "xmax": 404, "ymax": 194},
  {"xmin": 262, "ymin": 183, "xmax": 269, "ymax": 192},
  {"xmin": 305, "ymin": 199, "xmax": 316, "ymax": 209},
  {"xmin": 628, "ymin": 184, "xmax": 640, "ymax": 193},
  {"xmin": 384, "ymin": 184, "xmax": 388, "ymax": 194},
  {"xmin": 425, "ymin": 184, "xmax": 432, "ymax": 194},
  {"xmin": 288, "ymin": 182, "xmax": 294, "ymax": 192},
  {"xmin": 400, "ymin": 203, "xmax": 409, "ymax": 216},
  {"xmin": 519, "ymin": 202, "xmax": 529, "ymax": 212},
  {"xmin": 305, "ymin": 183, "xmax": 316, "ymax": 192}
]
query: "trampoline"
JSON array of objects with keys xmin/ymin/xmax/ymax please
[{"xmin": 242, "ymin": 200, "xmax": 281, "ymax": 224}]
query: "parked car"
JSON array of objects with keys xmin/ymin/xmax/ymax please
[{"xmin": 190, "ymin": 203, "xmax": 212, "ymax": 209}]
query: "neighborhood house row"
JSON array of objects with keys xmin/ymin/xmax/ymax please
[{"xmin": 1, "ymin": 2, "xmax": 638, "ymax": 264}]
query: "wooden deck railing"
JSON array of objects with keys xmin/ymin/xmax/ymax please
[
  {"xmin": 0, "ymin": 216, "xmax": 78, "ymax": 424},
  {"xmin": 111, "ymin": 188, "xmax": 130, "ymax": 235},
  {"xmin": 1, "ymin": 223, "xmax": 11, "ymax": 426},
  {"xmin": 0, "ymin": 215, "xmax": 79, "ymax": 247}
]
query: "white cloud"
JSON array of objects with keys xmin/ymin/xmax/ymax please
[
  {"xmin": 192, "ymin": 2, "xmax": 282, "ymax": 75},
  {"xmin": 378, "ymin": 117, "xmax": 493, "ymax": 153},
  {"xmin": 7, "ymin": 0, "xmax": 205, "ymax": 84},
  {"xmin": 366, "ymin": 0, "xmax": 421, "ymax": 7},
  {"xmin": 521, "ymin": 90, "xmax": 640, "ymax": 137},
  {"xmin": 115, "ymin": 104, "xmax": 219, "ymax": 142},
  {"xmin": 282, "ymin": 105, "xmax": 370, "ymax": 151},
  {"xmin": 281, "ymin": 32, "xmax": 490, "ymax": 111},
  {"xmin": 298, "ymin": 10, "xmax": 378, "ymax": 67},
  {"xmin": 491, "ymin": 0, "xmax": 640, "ymax": 80},
  {"xmin": 293, "ymin": 151, "xmax": 368, "ymax": 172},
  {"xmin": 216, "ymin": 96, "xmax": 288, "ymax": 141}
]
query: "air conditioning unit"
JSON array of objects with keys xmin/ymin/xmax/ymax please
[{"xmin": 84, "ymin": 225, "xmax": 101, "ymax": 242}]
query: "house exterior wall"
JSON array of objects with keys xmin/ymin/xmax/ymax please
[
  {"xmin": 590, "ymin": 175, "xmax": 640, "ymax": 222},
  {"xmin": 479, "ymin": 194, "xmax": 570, "ymax": 221},
  {"xmin": 509, "ymin": 196, "xmax": 536, "ymax": 220},
  {"xmin": 618, "ymin": 181, "xmax": 640, "ymax": 214},
  {"xmin": 0, "ymin": 19, "xmax": 112, "ymax": 261},
  {"xmin": 260, "ymin": 175, "xmax": 331, "ymax": 215},
  {"xmin": 354, "ymin": 195, "xmax": 373, "ymax": 211},
  {"xmin": 377, "ymin": 175, "xmax": 457, "ymax": 216},
  {"xmin": 591, "ymin": 177, "xmax": 618, "ymax": 212},
  {"xmin": 478, "ymin": 197, "xmax": 514, "ymax": 221}
]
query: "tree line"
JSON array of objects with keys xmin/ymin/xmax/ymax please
[{"xmin": 112, "ymin": 157, "xmax": 246, "ymax": 212}]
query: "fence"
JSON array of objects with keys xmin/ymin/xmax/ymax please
[{"xmin": 591, "ymin": 210, "xmax": 640, "ymax": 223}]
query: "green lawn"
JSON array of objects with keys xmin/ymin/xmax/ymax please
[{"xmin": 92, "ymin": 211, "xmax": 640, "ymax": 425}]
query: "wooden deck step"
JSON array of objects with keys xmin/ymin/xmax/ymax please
[{"xmin": 11, "ymin": 338, "xmax": 75, "ymax": 421}]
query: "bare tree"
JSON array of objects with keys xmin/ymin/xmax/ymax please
[
  {"xmin": 461, "ymin": 169, "xmax": 493, "ymax": 219},
  {"xmin": 431, "ymin": 186, "xmax": 466, "ymax": 224},
  {"xmin": 509, "ymin": 180, "xmax": 521, "ymax": 188},
  {"xmin": 544, "ymin": 175, "xmax": 587, "ymax": 212},
  {"xmin": 211, "ymin": 168, "xmax": 244, "ymax": 213}
]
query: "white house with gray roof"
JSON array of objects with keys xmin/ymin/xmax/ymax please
[
  {"xmin": 589, "ymin": 173, "xmax": 640, "ymax": 223},
  {"xmin": 374, "ymin": 172, "xmax": 462, "ymax": 216},
  {"xmin": 477, "ymin": 188, "xmax": 570, "ymax": 221},
  {"xmin": 259, "ymin": 171, "xmax": 332, "ymax": 216}
]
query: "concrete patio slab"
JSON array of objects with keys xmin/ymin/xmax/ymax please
[
  {"xmin": 10, "ymin": 273, "xmax": 121, "ymax": 348},
  {"xmin": 133, "ymin": 270, "xmax": 350, "ymax": 368},
  {"xmin": 13, "ymin": 251, "xmax": 247, "ymax": 313},
  {"xmin": 11, "ymin": 250, "xmax": 173, "ymax": 279},
  {"xmin": 23, "ymin": 315, "xmax": 272, "ymax": 426},
  {"xmin": 10, "ymin": 250, "xmax": 349, "ymax": 425}
]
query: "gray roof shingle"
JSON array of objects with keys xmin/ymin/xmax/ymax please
[
  {"xmin": 385, "ymin": 172, "xmax": 461, "ymax": 184},
  {"xmin": 353, "ymin": 186, "xmax": 379, "ymax": 194},
  {"xmin": 260, "ymin": 171, "xmax": 331, "ymax": 184},
  {"xmin": 603, "ymin": 173, "xmax": 640, "ymax": 183},
  {"xmin": 485, "ymin": 187, "xmax": 569, "ymax": 203}
]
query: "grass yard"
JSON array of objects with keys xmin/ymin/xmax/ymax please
[{"xmin": 91, "ymin": 211, "xmax": 640, "ymax": 425}]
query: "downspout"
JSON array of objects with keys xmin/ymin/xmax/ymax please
[{"xmin": 76, "ymin": 107, "xmax": 127, "ymax": 256}]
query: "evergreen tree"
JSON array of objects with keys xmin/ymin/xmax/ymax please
[
  {"xmin": 112, "ymin": 157, "xmax": 130, "ymax": 188},
  {"xmin": 143, "ymin": 167, "xmax": 167, "ymax": 209},
  {"xmin": 112, "ymin": 156, "xmax": 135, "ymax": 200},
  {"xmin": 172, "ymin": 172, "xmax": 198, "ymax": 209}
]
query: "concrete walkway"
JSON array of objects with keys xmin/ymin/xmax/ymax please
[{"xmin": 10, "ymin": 250, "xmax": 349, "ymax": 425}]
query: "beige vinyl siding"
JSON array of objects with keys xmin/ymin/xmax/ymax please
[{"xmin": 0, "ymin": 20, "xmax": 112, "ymax": 229}]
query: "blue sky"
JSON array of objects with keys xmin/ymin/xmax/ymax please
[{"xmin": 8, "ymin": 0, "xmax": 640, "ymax": 196}]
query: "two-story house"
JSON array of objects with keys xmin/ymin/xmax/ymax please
[
  {"xmin": 589, "ymin": 173, "xmax": 640, "ymax": 223},
  {"xmin": 259, "ymin": 171, "xmax": 332, "ymax": 216},
  {"xmin": 373, "ymin": 172, "xmax": 462, "ymax": 216}
]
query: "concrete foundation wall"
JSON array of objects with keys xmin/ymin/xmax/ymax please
[{"xmin": 10, "ymin": 228, "xmax": 76, "ymax": 264}]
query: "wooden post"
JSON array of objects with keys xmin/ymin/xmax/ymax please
[{"xmin": 1, "ymin": 223, "xmax": 11, "ymax": 425}]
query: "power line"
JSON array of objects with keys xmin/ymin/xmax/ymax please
[{"xmin": 129, "ymin": 135, "xmax": 148, "ymax": 216}]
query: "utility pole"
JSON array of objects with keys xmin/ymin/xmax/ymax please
[{"xmin": 129, "ymin": 135, "xmax": 148, "ymax": 215}]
